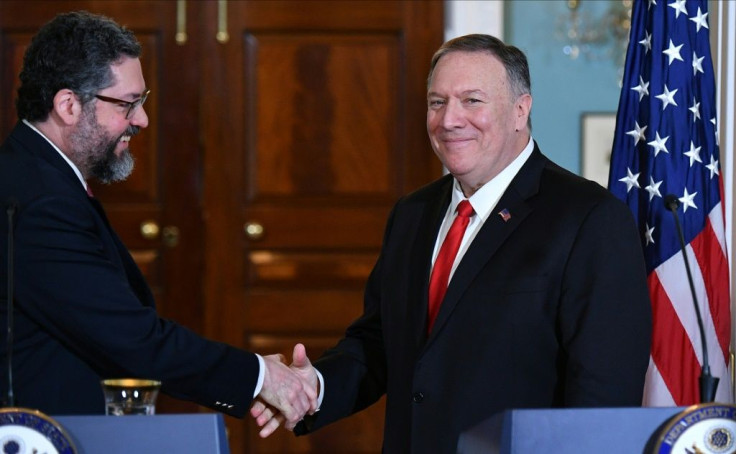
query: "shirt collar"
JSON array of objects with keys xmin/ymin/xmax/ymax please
[
  {"xmin": 22, "ymin": 119, "xmax": 88, "ymax": 192},
  {"xmin": 451, "ymin": 136, "xmax": 535, "ymax": 222}
]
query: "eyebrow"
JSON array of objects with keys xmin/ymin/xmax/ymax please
[
  {"xmin": 113, "ymin": 88, "xmax": 149, "ymax": 101},
  {"xmin": 427, "ymin": 89, "xmax": 486, "ymax": 98},
  {"xmin": 131, "ymin": 89, "xmax": 149, "ymax": 99}
]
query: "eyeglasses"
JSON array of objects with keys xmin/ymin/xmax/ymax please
[{"xmin": 94, "ymin": 89, "xmax": 151, "ymax": 119}]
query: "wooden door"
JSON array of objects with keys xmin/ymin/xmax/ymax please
[
  {"xmin": 0, "ymin": 0, "xmax": 204, "ymax": 414},
  {"xmin": 200, "ymin": 1, "xmax": 443, "ymax": 452}
]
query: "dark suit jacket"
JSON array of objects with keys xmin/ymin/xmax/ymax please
[
  {"xmin": 0, "ymin": 122, "xmax": 258, "ymax": 416},
  {"xmin": 296, "ymin": 143, "xmax": 652, "ymax": 453}
]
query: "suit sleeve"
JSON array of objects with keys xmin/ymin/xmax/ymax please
[
  {"xmin": 15, "ymin": 194, "xmax": 259, "ymax": 417},
  {"xmin": 559, "ymin": 195, "xmax": 652, "ymax": 406}
]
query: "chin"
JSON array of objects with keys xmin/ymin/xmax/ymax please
[{"xmin": 444, "ymin": 162, "xmax": 474, "ymax": 176}]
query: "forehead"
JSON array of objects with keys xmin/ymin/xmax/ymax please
[
  {"xmin": 429, "ymin": 51, "xmax": 507, "ymax": 93},
  {"xmin": 107, "ymin": 57, "xmax": 146, "ymax": 94}
]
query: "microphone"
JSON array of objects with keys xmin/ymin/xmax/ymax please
[
  {"xmin": 663, "ymin": 194, "xmax": 718, "ymax": 402},
  {"xmin": 5, "ymin": 198, "xmax": 18, "ymax": 407}
]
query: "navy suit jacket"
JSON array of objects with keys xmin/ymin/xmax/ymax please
[
  {"xmin": 296, "ymin": 144, "xmax": 652, "ymax": 453},
  {"xmin": 0, "ymin": 122, "xmax": 258, "ymax": 416}
]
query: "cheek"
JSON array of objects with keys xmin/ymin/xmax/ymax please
[
  {"xmin": 468, "ymin": 112, "xmax": 494, "ymax": 136},
  {"xmin": 474, "ymin": 108, "xmax": 511, "ymax": 136},
  {"xmin": 106, "ymin": 120, "xmax": 128, "ymax": 138},
  {"xmin": 426, "ymin": 111, "xmax": 439, "ymax": 131}
]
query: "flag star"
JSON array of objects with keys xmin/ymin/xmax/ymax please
[
  {"xmin": 645, "ymin": 176, "xmax": 663, "ymax": 201},
  {"xmin": 644, "ymin": 223, "xmax": 655, "ymax": 246},
  {"xmin": 655, "ymin": 84, "xmax": 678, "ymax": 110},
  {"xmin": 679, "ymin": 188, "xmax": 698, "ymax": 213},
  {"xmin": 618, "ymin": 168, "xmax": 641, "ymax": 192},
  {"xmin": 663, "ymin": 39, "xmax": 684, "ymax": 65},
  {"xmin": 631, "ymin": 76, "xmax": 650, "ymax": 101},
  {"xmin": 668, "ymin": 0, "xmax": 688, "ymax": 19},
  {"xmin": 648, "ymin": 0, "xmax": 657, "ymax": 9},
  {"xmin": 683, "ymin": 141, "xmax": 702, "ymax": 167},
  {"xmin": 690, "ymin": 7, "xmax": 709, "ymax": 32},
  {"xmin": 639, "ymin": 31, "xmax": 652, "ymax": 54},
  {"xmin": 706, "ymin": 155, "xmax": 720, "ymax": 178},
  {"xmin": 692, "ymin": 52, "xmax": 705, "ymax": 75},
  {"xmin": 647, "ymin": 132, "xmax": 669, "ymax": 156},
  {"xmin": 689, "ymin": 98, "xmax": 701, "ymax": 121},
  {"xmin": 626, "ymin": 121, "xmax": 648, "ymax": 146}
]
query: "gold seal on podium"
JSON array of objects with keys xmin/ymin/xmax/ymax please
[{"xmin": 649, "ymin": 403, "xmax": 736, "ymax": 454}]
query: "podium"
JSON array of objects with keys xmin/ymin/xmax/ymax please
[
  {"xmin": 54, "ymin": 413, "xmax": 230, "ymax": 453},
  {"xmin": 457, "ymin": 407, "xmax": 685, "ymax": 454}
]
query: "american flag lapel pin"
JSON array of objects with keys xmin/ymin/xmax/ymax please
[{"xmin": 498, "ymin": 208, "xmax": 511, "ymax": 222}]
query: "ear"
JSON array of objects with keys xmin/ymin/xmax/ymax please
[
  {"xmin": 514, "ymin": 93, "xmax": 532, "ymax": 131},
  {"xmin": 51, "ymin": 89, "xmax": 82, "ymax": 126}
]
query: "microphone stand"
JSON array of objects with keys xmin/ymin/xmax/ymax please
[
  {"xmin": 6, "ymin": 200, "xmax": 16, "ymax": 406},
  {"xmin": 664, "ymin": 194, "xmax": 718, "ymax": 402}
]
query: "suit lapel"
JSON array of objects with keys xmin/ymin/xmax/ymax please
[
  {"xmin": 410, "ymin": 177, "xmax": 453, "ymax": 343},
  {"xmin": 425, "ymin": 146, "xmax": 548, "ymax": 343},
  {"xmin": 87, "ymin": 197, "xmax": 156, "ymax": 308}
]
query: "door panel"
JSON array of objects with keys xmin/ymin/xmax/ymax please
[{"xmin": 248, "ymin": 33, "xmax": 398, "ymax": 197}]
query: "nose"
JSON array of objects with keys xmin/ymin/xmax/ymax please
[
  {"xmin": 438, "ymin": 99, "xmax": 464, "ymax": 129},
  {"xmin": 130, "ymin": 105, "xmax": 149, "ymax": 129}
]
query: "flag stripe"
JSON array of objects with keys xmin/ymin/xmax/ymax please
[
  {"xmin": 643, "ymin": 359, "xmax": 675, "ymax": 406},
  {"xmin": 708, "ymin": 201, "xmax": 728, "ymax": 257},
  {"xmin": 648, "ymin": 272, "xmax": 700, "ymax": 405},
  {"xmin": 691, "ymin": 213, "xmax": 730, "ymax": 358},
  {"xmin": 657, "ymin": 240, "xmax": 731, "ymax": 403}
]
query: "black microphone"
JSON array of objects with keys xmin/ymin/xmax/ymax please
[
  {"xmin": 5, "ymin": 198, "xmax": 18, "ymax": 407},
  {"xmin": 664, "ymin": 194, "xmax": 718, "ymax": 402}
]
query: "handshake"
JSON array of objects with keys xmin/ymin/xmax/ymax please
[{"xmin": 251, "ymin": 343, "xmax": 320, "ymax": 438}]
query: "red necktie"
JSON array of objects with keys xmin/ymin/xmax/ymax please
[{"xmin": 427, "ymin": 200, "xmax": 475, "ymax": 333}]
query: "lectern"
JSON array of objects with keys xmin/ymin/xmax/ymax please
[
  {"xmin": 55, "ymin": 413, "xmax": 229, "ymax": 453},
  {"xmin": 457, "ymin": 407, "xmax": 685, "ymax": 454}
]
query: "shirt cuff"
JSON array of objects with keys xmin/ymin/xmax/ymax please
[
  {"xmin": 254, "ymin": 354, "xmax": 265, "ymax": 398},
  {"xmin": 315, "ymin": 368, "xmax": 325, "ymax": 410}
]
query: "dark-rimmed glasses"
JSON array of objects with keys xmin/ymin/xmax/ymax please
[{"xmin": 94, "ymin": 89, "xmax": 151, "ymax": 119}]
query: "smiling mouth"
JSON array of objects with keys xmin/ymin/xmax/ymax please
[
  {"xmin": 119, "ymin": 126, "xmax": 140, "ymax": 144},
  {"xmin": 442, "ymin": 137, "xmax": 474, "ymax": 145}
]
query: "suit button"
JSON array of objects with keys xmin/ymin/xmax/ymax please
[{"xmin": 412, "ymin": 392, "xmax": 424, "ymax": 403}]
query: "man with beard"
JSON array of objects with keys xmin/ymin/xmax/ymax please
[{"xmin": 0, "ymin": 11, "xmax": 317, "ymax": 425}]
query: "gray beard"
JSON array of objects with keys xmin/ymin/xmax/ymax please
[
  {"xmin": 68, "ymin": 104, "xmax": 137, "ymax": 184},
  {"xmin": 90, "ymin": 146, "xmax": 135, "ymax": 184}
]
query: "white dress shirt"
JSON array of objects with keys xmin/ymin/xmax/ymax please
[{"xmin": 431, "ymin": 136, "xmax": 535, "ymax": 281}]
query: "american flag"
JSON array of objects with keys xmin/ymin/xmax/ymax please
[{"xmin": 608, "ymin": 0, "xmax": 732, "ymax": 405}]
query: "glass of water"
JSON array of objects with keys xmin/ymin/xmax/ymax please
[{"xmin": 101, "ymin": 378, "xmax": 161, "ymax": 416}]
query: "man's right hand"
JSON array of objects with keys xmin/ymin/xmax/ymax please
[
  {"xmin": 256, "ymin": 350, "xmax": 316, "ymax": 432},
  {"xmin": 251, "ymin": 344, "xmax": 319, "ymax": 438}
]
